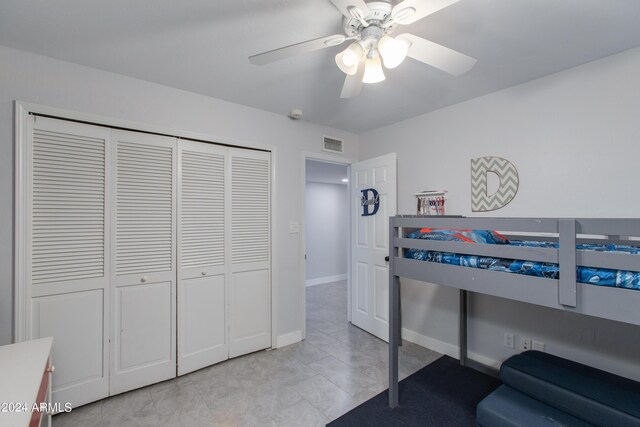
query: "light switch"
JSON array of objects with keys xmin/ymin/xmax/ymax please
[{"xmin": 289, "ymin": 221, "xmax": 299, "ymax": 233}]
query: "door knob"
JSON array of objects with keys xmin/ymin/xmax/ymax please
[
  {"xmin": 202, "ymin": 270, "xmax": 207, "ymax": 276},
  {"xmin": 385, "ymin": 256, "xmax": 390, "ymax": 262},
  {"xmin": 141, "ymin": 276, "xmax": 148, "ymax": 283}
]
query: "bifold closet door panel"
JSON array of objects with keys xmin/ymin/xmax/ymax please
[
  {"xmin": 27, "ymin": 116, "xmax": 110, "ymax": 407},
  {"xmin": 110, "ymin": 130, "xmax": 177, "ymax": 395},
  {"xmin": 229, "ymin": 149, "xmax": 271, "ymax": 358},
  {"xmin": 177, "ymin": 141, "xmax": 228, "ymax": 375}
]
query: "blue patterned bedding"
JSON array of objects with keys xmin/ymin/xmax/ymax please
[{"xmin": 404, "ymin": 229, "xmax": 640, "ymax": 290}]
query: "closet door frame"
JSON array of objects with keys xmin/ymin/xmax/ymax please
[{"xmin": 15, "ymin": 102, "xmax": 278, "ymax": 357}]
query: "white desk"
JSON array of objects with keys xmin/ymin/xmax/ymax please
[{"xmin": 0, "ymin": 338, "xmax": 53, "ymax": 427}]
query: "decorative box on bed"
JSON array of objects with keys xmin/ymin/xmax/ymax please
[{"xmin": 387, "ymin": 216, "xmax": 640, "ymax": 408}]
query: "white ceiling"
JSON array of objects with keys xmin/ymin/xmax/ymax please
[{"xmin": 1, "ymin": 0, "xmax": 640, "ymax": 133}]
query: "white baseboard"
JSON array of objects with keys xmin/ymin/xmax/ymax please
[
  {"xmin": 401, "ymin": 328, "xmax": 458, "ymax": 358},
  {"xmin": 276, "ymin": 330, "xmax": 302, "ymax": 348},
  {"xmin": 305, "ymin": 274, "xmax": 347, "ymax": 287},
  {"xmin": 467, "ymin": 350, "xmax": 501, "ymax": 371},
  {"xmin": 401, "ymin": 327, "xmax": 501, "ymax": 370}
]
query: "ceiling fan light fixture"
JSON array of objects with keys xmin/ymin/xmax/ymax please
[
  {"xmin": 378, "ymin": 35, "xmax": 409, "ymax": 69},
  {"xmin": 362, "ymin": 50, "xmax": 385, "ymax": 84},
  {"xmin": 335, "ymin": 42, "xmax": 364, "ymax": 75},
  {"xmin": 249, "ymin": 0, "xmax": 476, "ymax": 98}
]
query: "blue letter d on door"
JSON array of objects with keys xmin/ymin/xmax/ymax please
[{"xmin": 361, "ymin": 188, "xmax": 380, "ymax": 216}]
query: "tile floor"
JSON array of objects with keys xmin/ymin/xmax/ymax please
[{"xmin": 53, "ymin": 280, "xmax": 441, "ymax": 426}]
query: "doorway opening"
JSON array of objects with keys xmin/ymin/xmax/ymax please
[{"xmin": 303, "ymin": 158, "xmax": 351, "ymax": 340}]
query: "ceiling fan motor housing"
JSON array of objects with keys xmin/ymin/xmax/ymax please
[
  {"xmin": 360, "ymin": 25, "xmax": 385, "ymax": 50},
  {"xmin": 342, "ymin": 1, "xmax": 397, "ymax": 36}
]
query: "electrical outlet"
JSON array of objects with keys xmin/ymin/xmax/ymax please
[
  {"xmin": 504, "ymin": 333, "xmax": 514, "ymax": 349},
  {"xmin": 520, "ymin": 337, "xmax": 532, "ymax": 352},
  {"xmin": 532, "ymin": 340, "xmax": 545, "ymax": 352}
]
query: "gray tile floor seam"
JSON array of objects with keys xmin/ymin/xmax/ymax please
[{"xmin": 53, "ymin": 280, "xmax": 441, "ymax": 426}]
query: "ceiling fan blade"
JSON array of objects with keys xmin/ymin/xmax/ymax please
[
  {"xmin": 340, "ymin": 60, "xmax": 365, "ymax": 98},
  {"xmin": 397, "ymin": 33, "xmax": 476, "ymax": 76},
  {"xmin": 249, "ymin": 34, "xmax": 346, "ymax": 65},
  {"xmin": 329, "ymin": 0, "xmax": 370, "ymax": 20},
  {"xmin": 392, "ymin": 0, "xmax": 460, "ymax": 25}
]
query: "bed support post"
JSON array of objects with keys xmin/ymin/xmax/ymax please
[
  {"xmin": 559, "ymin": 219, "xmax": 577, "ymax": 307},
  {"xmin": 459, "ymin": 290, "xmax": 468, "ymax": 366},
  {"xmin": 389, "ymin": 217, "xmax": 400, "ymax": 408}
]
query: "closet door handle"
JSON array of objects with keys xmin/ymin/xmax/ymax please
[
  {"xmin": 141, "ymin": 276, "xmax": 149, "ymax": 283},
  {"xmin": 385, "ymin": 256, "xmax": 390, "ymax": 262},
  {"xmin": 201, "ymin": 270, "xmax": 207, "ymax": 276}
]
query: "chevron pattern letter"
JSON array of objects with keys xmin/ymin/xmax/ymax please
[{"xmin": 471, "ymin": 157, "xmax": 519, "ymax": 212}]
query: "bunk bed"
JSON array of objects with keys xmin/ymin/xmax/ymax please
[{"xmin": 388, "ymin": 216, "xmax": 640, "ymax": 408}]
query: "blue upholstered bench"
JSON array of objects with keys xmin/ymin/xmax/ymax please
[
  {"xmin": 477, "ymin": 385, "xmax": 591, "ymax": 427},
  {"xmin": 477, "ymin": 351, "xmax": 640, "ymax": 427}
]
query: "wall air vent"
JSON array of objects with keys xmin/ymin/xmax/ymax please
[{"xmin": 322, "ymin": 136, "xmax": 344, "ymax": 154}]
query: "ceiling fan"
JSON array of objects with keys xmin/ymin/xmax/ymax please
[{"xmin": 249, "ymin": 0, "xmax": 477, "ymax": 98}]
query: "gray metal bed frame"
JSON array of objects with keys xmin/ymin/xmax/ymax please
[{"xmin": 388, "ymin": 216, "xmax": 640, "ymax": 408}]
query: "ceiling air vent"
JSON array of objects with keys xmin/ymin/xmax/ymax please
[{"xmin": 322, "ymin": 136, "xmax": 344, "ymax": 154}]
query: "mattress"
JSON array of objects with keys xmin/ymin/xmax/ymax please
[{"xmin": 404, "ymin": 229, "xmax": 640, "ymax": 290}]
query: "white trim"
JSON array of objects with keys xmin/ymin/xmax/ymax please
[
  {"xmin": 401, "ymin": 328, "xmax": 459, "ymax": 359},
  {"xmin": 401, "ymin": 327, "xmax": 501, "ymax": 370},
  {"xmin": 13, "ymin": 102, "xmax": 29, "ymax": 343},
  {"xmin": 15, "ymin": 102, "xmax": 273, "ymax": 152},
  {"xmin": 275, "ymin": 330, "xmax": 302, "ymax": 348},
  {"xmin": 305, "ymin": 274, "xmax": 348, "ymax": 287},
  {"xmin": 13, "ymin": 101, "xmax": 277, "ymax": 350},
  {"xmin": 270, "ymin": 148, "xmax": 278, "ymax": 349},
  {"xmin": 346, "ymin": 164, "xmax": 352, "ymax": 325},
  {"xmin": 467, "ymin": 351, "xmax": 502, "ymax": 371},
  {"xmin": 300, "ymin": 152, "xmax": 354, "ymax": 341}
]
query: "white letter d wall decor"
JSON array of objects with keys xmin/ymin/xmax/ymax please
[{"xmin": 471, "ymin": 157, "xmax": 519, "ymax": 212}]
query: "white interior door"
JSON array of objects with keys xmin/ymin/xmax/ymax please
[
  {"xmin": 350, "ymin": 153, "xmax": 397, "ymax": 341},
  {"xmin": 228, "ymin": 148, "xmax": 271, "ymax": 357},
  {"xmin": 27, "ymin": 116, "xmax": 110, "ymax": 407},
  {"xmin": 110, "ymin": 130, "xmax": 177, "ymax": 394},
  {"xmin": 177, "ymin": 140, "xmax": 228, "ymax": 375}
]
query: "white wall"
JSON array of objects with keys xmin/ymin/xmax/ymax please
[
  {"xmin": 0, "ymin": 45, "xmax": 358, "ymax": 346},
  {"xmin": 5, "ymin": 42, "xmax": 640, "ymax": 378},
  {"xmin": 360, "ymin": 46, "xmax": 640, "ymax": 380},
  {"xmin": 304, "ymin": 181, "xmax": 348, "ymax": 284}
]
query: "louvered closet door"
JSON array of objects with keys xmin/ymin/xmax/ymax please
[
  {"xmin": 110, "ymin": 130, "xmax": 177, "ymax": 395},
  {"xmin": 177, "ymin": 141, "xmax": 228, "ymax": 375},
  {"xmin": 229, "ymin": 149, "xmax": 271, "ymax": 357},
  {"xmin": 27, "ymin": 116, "xmax": 110, "ymax": 407}
]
